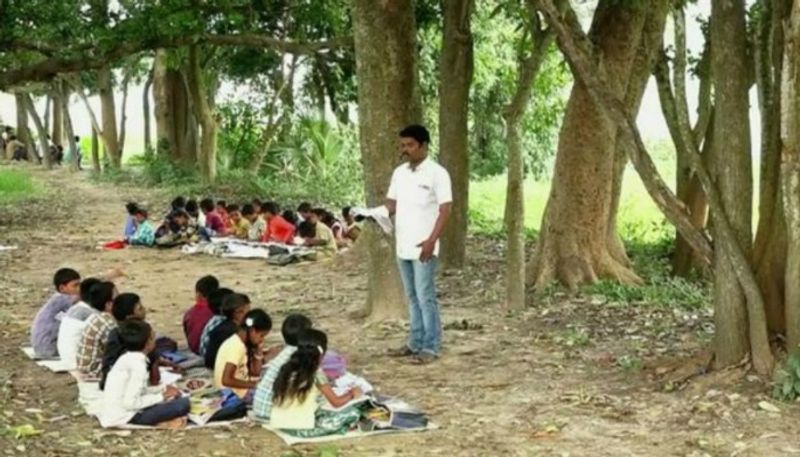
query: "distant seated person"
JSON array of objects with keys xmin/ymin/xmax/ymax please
[
  {"xmin": 126, "ymin": 207, "xmax": 155, "ymax": 247},
  {"xmin": 242, "ymin": 204, "xmax": 266, "ymax": 241},
  {"xmin": 123, "ymin": 202, "xmax": 139, "ymax": 239},
  {"xmin": 171, "ymin": 196, "xmax": 187, "ymax": 212},
  {"xmin": 297, "ymin": 214, "xmax": 337, "ymax": 259},
  {"xmin": 227, "ymin": 204, "xmax": 250, "ymax": 239},
  {"xmin": 5, "ymin": 135, "xmax": 27, "ymax": 161},
  {"xmin": 313, "ymin": 208, "xmax": 347, "ymax": 247},
  {"xmin": 200, "ymin": 198, "xmax": 227, "ymax": 238},
  {"xmin": 342, "ymin": 206, "xmax": 361, "ymax": 242},
  {"xmin": 296, "ymin": 202, "xmax": 313, "ymax": 224},
  {"xmin": 282, "ymin": 209, "xmax": 298, "ymax": 227},
  {"xmin": 261, "ymin": 201, "xmax": 295, "ymax": 244},
  {"xmin": 155, "ymin": 209, "xmax": 197, "ymax": 247},
  {"xmin": 185, "ymin": 199, "xmax": 203, "ymax": 226},
  {"xmin": 251, "ymin": 199, "xmax": 262, "ymax": 215},
  {"xmin": 216, "ymin": 200, "xmax": 231, "ymax": 228}
]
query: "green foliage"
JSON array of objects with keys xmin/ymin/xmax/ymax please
[
  {"xmin": 773, "ymin": 351, "xmax": 800, "ymax": 402},
  {"xmin": 217, "ymin": 101, "xmax": 264, "ymax": 171},
  {"xmin": 0, "ymin": 169, "xmax": 39, "ymax": 202},
  {"xmin": 617, "ymin": 355, "xmax": 644, "ymax": 372}
]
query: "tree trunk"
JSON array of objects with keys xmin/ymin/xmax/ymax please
[
  {"xmin": 59, "ymin": 83, "xmax": 78, "ymax": 171},
  {"xmin": 97, "ymin": 67, "xmax": 121, "ymax": 168},
  {"xmin": 51, "ymin": 91, "xmax": 62, "ymax": 147},
  {"xmin": 186, "ymin": 45, "xmax": 217, "ymax": 183},
  {"xmin": 606, "ymin": 0, "xmax": 671, "ymax": 268},
  {"xmin": 352, "ymin": 0, "xmax": 421, "ymax": 319},
  {"xmin": 438, "ymin": 0, "xmax": 474, "ymax": 271},
  {"xmin": 710, "ymin": 0, "xmax": 755, "ymax": 368},
  {"xmin": 782, "ymin": 0, "xmax": 800, "ymax": 350},
  {"xmin": 91, "ymin": 127, "xmax": 101, "ymax": 173},
  {"xmin": 754, "ymin": 0, "xmax": 790, "ymax": 334},
  {"xmin": 118, "ymin": 72, "xmax": 130, "ymax": 158},
  {"xmin": 153, "ymin": 50, "xmax": 198, "ymax": 164},
  {"xmin": 504, "ymin": 11, "xmax": 552, "ymax": 310},
  {"xmin": 22, "ymin": 93, "xmax": 51, "ymax": 169},
  {"xmin": 143, "ymin": 65, "xmax": 154, "ymax": 153},
  {"xmin": 43, "ymin": 96, "xmax": 51, "ymax": 136},
  {"xmin": 539, "ymin": 0, "xmax": 773, "ymax": 374},
  {"xmin": 14, "ymin": 93, "xmax": 34, "ymax": 161},
  {"xmin": 529, "ymin": 0, "xmax": 651, "ymax": 291}
]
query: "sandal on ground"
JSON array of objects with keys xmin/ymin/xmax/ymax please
[{"xmin": 387, "ymin": 346, "xmax": 418, "ymax": 357}]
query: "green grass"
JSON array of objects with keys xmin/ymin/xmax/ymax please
[{"xmin": 0, "ymin": 169, "xmax": 39, "ymax": 202}]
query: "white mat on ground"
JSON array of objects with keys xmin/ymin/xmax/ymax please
[
  {"xmin": 263, "ymin": 423, "xmax": 436, "ymax": 446},
  {"xmin": 21, "ymin": 346, "xmax": 73, "ymax": 372},
  {"xmin": 181, "ymin": 239, "xmax": 306, "ymax": 259}
]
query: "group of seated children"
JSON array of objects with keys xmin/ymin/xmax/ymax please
[
  {"xmin": 32, "ymin": 269, "xmax": 363, "ymax": 430},
  {"xmin": 183, "ymin": 275, "xmax": 364, "ymax": 429},
  {"xmin": 122, "ymin": 197, "xmax": 362, "ymax": 258}
]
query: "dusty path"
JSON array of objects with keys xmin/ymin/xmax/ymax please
[{"xmin": 0, "ymin": 165, "xmax": 798, "ymax": 456}]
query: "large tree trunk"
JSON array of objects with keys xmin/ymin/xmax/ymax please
[
  {"xmin": 14, "ymin": 93, "xmax": 34, "ymax": 161},
  {"xmin": 504, "ymin": 10, "xmax": 552, "ymax": 310},
  {"xmin": 710, "ymin": 0, "xmax": 755, "ymax": 368},
  {"xmin": 529, "ymin": 0, "xmax": 651, "ymax": 291},
  {"xmin": 782, "ymin": 0, "xmax": 800, "ymax": 350},
  {"xmin": 143, "ymin": 65, "xmax": 154, "ymax": 153},
  {"xmin": 22, "ymin": 93, "xmax": 51, "ymax": 169},
  {"xmin": 51, "ymin": 91, "xmax": 62, "ymax": 147},
  {"xmin": 352, "ymin": 0, "xmax": 421, "ymax": 319},
  {"xmin": 438, "ymin": 0, "xmax": 474, "ymax": 270},
  {"xmin": 59, "ymin": 83, "xmax": 78, "ymax": 171},
  {"xmin": 186, "ymin": 45, "xmax": 217, "ymax": 183},
  {"xmin": 97, "ymin": 67, "xmax": 121, "ymax": 168},
  {"xmin": 606, "ymin": 0, "xmax": 670, "ymax": 268},
  {"xmin": 754, "ymin": 0, "xmax": 789, "ymax": 334},
  {"xmin": 91, "ymin": 127, "xmax": 101, "ymax": 173},
  {"xmin": 153, "ymin": 50, "xmax": 198, "ymax": 164}
]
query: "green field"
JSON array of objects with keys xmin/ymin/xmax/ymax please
[{"xmin": 0, "ymin": 169, "xmax": 39, "ymax": 202}]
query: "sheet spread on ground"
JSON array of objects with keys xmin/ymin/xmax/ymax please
[{"xmin": 180, "ymin": 239, "xmax": 316, "ymax": 260}]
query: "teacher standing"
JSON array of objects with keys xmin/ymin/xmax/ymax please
[{"xmin": 385, "ymin": 125, "xmax": 452, "ymax": 365}]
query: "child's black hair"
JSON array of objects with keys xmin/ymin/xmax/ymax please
[
  {"xmin": 226, "ymin": 203, "xmax": 240, "ymax": 213},
  {"xmin": 297, "ymin": 202, "xmax": 312, "ymax": 214},
  {"xmin": 216, "ymin": 200, "xmax": 227, "ymax": 208},
  {"xmin": 241, "ymin": 204, "xmax": 255, "ymax": 217},
  {"xmin": 195, "ymin": 275, "xmax": 219, "ymax": 299},
  {"xmin": 133, "ymin": 207, "xmax": 148, "ymax": 218},
  {"xmin": 112, "ymin": 293, "xmax": 141, "ymax": 321},
  {"xmin": 281, "ymin": 314, "xmax": 312, "ymax": 346},
  {"xmin": 208, "ymin": 287, "xmax": 234, "ymax": 315},
  {"xmin": 221, "ymin": 293, "xmax": 250, "ymax": 320},
  {"xmin": 242, "ymin": 308, "xmax": 271, "ymax": 377},
  {"xmin": 272, "ymin": 329, "xmax": 328, "ymax": 406},
  {"xmin": 262, "ymin": 201, "xmax": 280, "ymax": 216},
  {"xmin": 185, "ymin": 199, "xmax": 199, "ymax": 217},
  {"xmin": 200, "ymin": 198, "xmax": 215, "ymax": 212},
  {"xmin": 342, "ymin": 206, "xmax": 352, "ymax": 219},
  {"xmin": 88, "ymin": 281, "xmax": 115, "ymax": 312},
  {"xmin": 251, "ymin": 198, "xmax": 262, "ymax": 208},
  {"xmin": 313, "ymin": 208, "xmax": 335, "ymax": 226},
  {"xmin": 297, "ymin": 220, "xmax": 316, "ymax": 238},
  {"xmin": 125, "ymin": 202, "xmax": 139, "ymax": 216},
  {"xmin": 282, "ymin": 210, "xmax": 298, "ymax": 226},
  {"xmin": 171, "ymin": 196, "xmax": 187, "ymax": 210},
  {"xmin": 53, "ymin": 268, "xmax": 81, "ymax": 290},
  {"xmin": 118, "ymin": 319, "xmax": 152, "ymax": 352},
  {"xmin": 79, "ymin": 277, "xmax": 101, "ymax": 303}
]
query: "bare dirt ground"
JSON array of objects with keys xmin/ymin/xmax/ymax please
[{"xmin": 1, "ymin": 165, "xmax": 799, "ymax": 457}]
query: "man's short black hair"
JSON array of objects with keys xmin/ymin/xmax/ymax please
[
  {"xmin": 195, "ymin": 275, "xmax": 219, "ymax": 298},
  {"xmin": 53, "ymin": 268, "xmax": 81, "ymax": 290},
  {"xmin": 263, "ymin": 201, "xmax": 280, "ymax": 215},
  {"xmin": 281, "ymin": 313, "xmax": 313, "ymax": 346},
  {"xmin": 399, "ymin": 124, "xmax": 431, "ymax": 145},
  {"xmin": 241, "ymin": 204, "xmax": 255, "ymax": 217},
  {"xmin": 297, "ymin": 202, "xmax": 312, "ymax": 214},
  {"xmin": 200, "ymin": 198, "xmax": 215, "ymax": 212},
  {"xmin": 112, "ymin": 293, "xmax": 141, "ymax": 321}
]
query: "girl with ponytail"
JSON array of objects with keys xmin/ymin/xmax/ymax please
[
  {"xmin": 270, "ymin": 329, "xmax": 362, "ymax": 430},
  {"xmin": 213, "ymin": 308, "xmax": 272, "ymax": 401}
]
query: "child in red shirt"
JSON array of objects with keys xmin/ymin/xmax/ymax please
[
  {"xmin": 182, "ymin": 275, "xmax": 219, "ymax": 354},
  {"xmin": 260, "ymin": 201, "xmax": 296, "ymax": 244}
]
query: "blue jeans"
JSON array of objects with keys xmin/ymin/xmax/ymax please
[
  {"xmin": 130, "ymin": 397, "xmax": 190, "ymax": 426},
  {"xmin": 397, "ymin": 257, "xmax": 441, "ymax": 356}
]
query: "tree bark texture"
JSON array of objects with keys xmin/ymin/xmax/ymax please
[
  {"xmin": 97, "ymin": 67, "xmax": 121, "ymax": 168},
  {"xmin": 781, "ymin": 0, "xmax": 800, "ymax": 350},
  {"xmin": 438, "ymin": 0, "xmax": 474, "ymax": 270},
  {"xmin": 59, "ymin": 82, "xmax": 79, "ymax": 171},
  {"xmin": 153, "ymin": 50, "xmax": 198, "ymax": 163},
  {"xmin": 529, "ymin": 0, "xmax": 651, "ymax": 291},
  {"xmin": 22, "ymin": 93, "xmax": 51, "ymax": 168},
  {"xmin": 352, "ymin": 0, "xmax": 422, "ymax": 319},
  {"xmin": 186, "ymin": 45, "xmax": 217, "ymax": 183},
  {"xmin": 118, "ymin": 72, "xmax": 131, "ymax": 158},
  {"xmin": 14, "ymin": 93, "xmax": 33, "ymax": 160},
  {"xmin": 91, "ymin": 126, "xmax": 100, "ymax": 172},
  {"xmin": 143, "ymin": 65, "xmax": 154, "ymax": 153}
]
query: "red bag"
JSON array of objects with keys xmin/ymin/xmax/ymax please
[{"xmin": 101, "ymin": 240, "xmax": 128, "ymax": 250}]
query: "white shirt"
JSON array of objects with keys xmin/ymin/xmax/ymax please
[
  {"xmin": 57, "ymin": 302, "xmax": 97, "ymax": 369},
  {"xmin": 387, "ymin": 157, "xmax": 452, "ymax": 260},
  {"xmin": 97, "ymin": 352, "xmax": 164, "ymax": 427}
]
